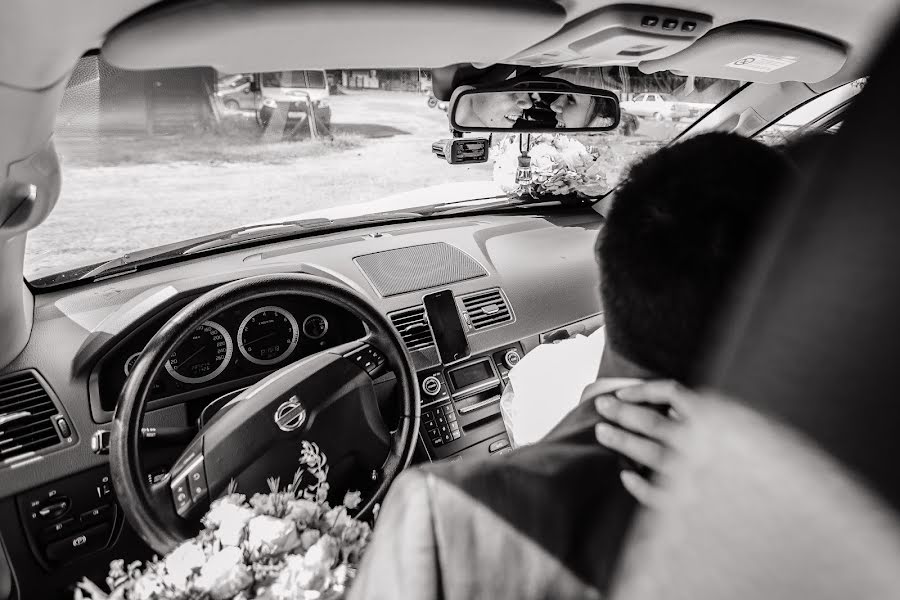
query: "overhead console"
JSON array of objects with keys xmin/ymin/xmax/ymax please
[{"xmin": 509, "ymin": 4, "xmax": 713, "ymax": 67}]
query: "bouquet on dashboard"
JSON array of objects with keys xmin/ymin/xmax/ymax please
[
  {"xmin": 76, "ymin": 442, "xmax": 374, "ymax": 600},
  {"xmin": 492, "ymin": 133, "xmax": 617, "ymax": 200}
]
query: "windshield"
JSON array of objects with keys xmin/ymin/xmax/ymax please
[{"xmin": 26, "ymin": 58, "xmax": 738, "ymax": 285}]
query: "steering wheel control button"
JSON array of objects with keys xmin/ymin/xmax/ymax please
[
  {"xmin": 171, "ymin": 479, "xmax": 191, "ymax": 515},
  {"xmin": 186, "ymin": 462, "xmax": 209, "ymax": 501},
  {"xmin": 489, "ymin": 438, "xmax": 511, "ymax": 453},
  {"xmin": 422, "ymin": 375, "xmax": 442, "ymax": 397},
  {"xmin": 44, "ymin": 523, "xmax": 111, "ymax": 563},
  {"xmin": 347, "ymin": 345, "xmax": 386, "ymax": 376},
  {"xmin": 503, "ymin": 349, "xmax": 521, "ymax": 369}
]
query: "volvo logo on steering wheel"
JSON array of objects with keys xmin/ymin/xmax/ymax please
[{"xmin": 274, "ymin": 396, "xmax": 307, "ymax": 432}]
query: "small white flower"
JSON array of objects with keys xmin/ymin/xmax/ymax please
[
  {"xmin": 300, "ymin": 529, "xmax": 321, "ymax": 551},
  {"xmin": 130, "ymin": 572, "xmax": 165, "ymax": 600},
  {"xmin": 195, "ymin": 546, "xmax": 253, "ymax": 600},
  {"xmin": 304, "ymin": 534, "xmax": 340, "ymax": 570},
  {"xmin": 247, "ymin": 515, "xmax": 300, "ymax": 555},
  {"xmin": 161, "ymin": 541, "xmax": 206, "ymax": 587},
  {"xmin": 342, "ymin": 491, "xmax": 362, "ymax": 510}
]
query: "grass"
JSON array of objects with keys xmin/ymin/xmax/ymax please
[{"xmin": 57, "ymin": 123, "xmax": 364, "ymax": 168}]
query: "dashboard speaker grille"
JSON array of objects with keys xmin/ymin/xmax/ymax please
[
  {"xmin": 461, "ymin": 288, "xmax": 514, "ymax": 330},
  {"xmin": 389, "ymin": 306, "xmax": 435, "ymax": 351},
  {"xmin": 0, "ymin": 371, "xmax": 62, "ymax": 462},
  {"xmin": 355, "ymin": 243, "xmax": 487, "ymax": 297}
]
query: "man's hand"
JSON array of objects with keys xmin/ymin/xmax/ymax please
[{"xmin": 582, "ymin": 380, "xmax": 696, "ymax": 507}]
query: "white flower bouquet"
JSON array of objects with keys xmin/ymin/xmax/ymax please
[
  {"xmin": 492, "ymin": 134, "xmax": 617, "ymax": 200},
  {"xmin": 76, "ymin": 442, "xmax": 373, "ymax": 600}
]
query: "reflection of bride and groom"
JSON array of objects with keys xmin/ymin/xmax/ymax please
[
  {"xmin": 455, "ymin": 91, "xmax": 615, "ymax": 129},
  {"xmin": 345, "ymin": 130, "xmax": 900, "ymax": 600}
]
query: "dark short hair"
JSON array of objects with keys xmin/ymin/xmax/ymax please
[{"xmin": 598, "ymin": 132, "xmax": 794, "ymax": 384}]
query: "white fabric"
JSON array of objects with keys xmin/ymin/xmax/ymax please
[{"xmin": 501, "ymin": 326, "xmax": 607, "ymax": 447}]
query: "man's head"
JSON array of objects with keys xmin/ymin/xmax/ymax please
[{"xmin": 598, "ymin": 132, "xmax": 794, "ymax": 385}]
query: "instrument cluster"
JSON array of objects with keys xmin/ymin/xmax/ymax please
[{"xmin": 99, "ymin": 295, "xmax": 365, "ymax": 411}]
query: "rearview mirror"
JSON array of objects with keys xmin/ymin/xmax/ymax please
[{"xmin": 449, "ymin": 79, "xmax": 620, "ymax": 133}]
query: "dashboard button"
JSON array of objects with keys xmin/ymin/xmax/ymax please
[
  {"xmin": 489, "ymin": 438, "xmax": 511, "ymax": 453},
  {"xmin": 79, "ymin": 505, "xmax": 112, "ymax": 526},
  {"xmin": 421, "ymin": 375, "xmax": 442, "ymax": 397},
  {"xmin": 37, "ymin": 498, "xmax": 70, "ymax": 520},
  {"xmin": 45, "ymin": 523, "xmax": 110, "ymax": 563},
  {"xmin": 503, "ymin": 349, "xmax": 521, "ymax": 369},
  {"xmin": 55, "ymin": 417, "xmax": 71, "ymax": 438},
  {"xmin": 42, "ymin": 518, "xmax": 76, "ymax": 540}
]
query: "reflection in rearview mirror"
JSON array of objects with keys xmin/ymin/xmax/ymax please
[{"xmin": 452, "ymin": 90, "xmax": 619, "ymax": 132}]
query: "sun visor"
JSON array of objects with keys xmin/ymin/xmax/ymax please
[
  {"xmin": 101, "ymin": 0, "xmax": 566, "ymax": 71},
  {"xmin": 639, "ymin": 22, "xmax": 847, "ymax": 84}
]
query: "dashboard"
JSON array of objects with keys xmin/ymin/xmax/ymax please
[{"xmin": 0, "ymin": 207, "xmax": 605, "ymax": 598}]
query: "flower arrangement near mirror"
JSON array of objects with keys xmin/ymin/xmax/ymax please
[
  {"xmin": 76, "ymin": 442, "xmax": 373, "ymax": 600},
  {"xmin": 492, "ymin": 134, "xmax": 619, "ymax": 201}
]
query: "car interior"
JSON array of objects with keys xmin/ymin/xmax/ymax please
[{"xmin": 1, "ymin": 0, "xmax": 899, "ymax": 597}]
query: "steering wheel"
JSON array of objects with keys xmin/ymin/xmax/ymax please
[{"xmin": 109, "ymin": 273, "xmax": 420, "ymax": 554}]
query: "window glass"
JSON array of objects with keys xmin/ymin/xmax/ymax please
[
  {"xmin": 755, "ymin": 78, "xmax": 867, "ymax": 145},
  {"xmin": 27, "ymin": 59, "xmax": 738, "ymax": 285},
  {"xmin": 305, "ymin": 71, "xmax": 326, "ymax": 88}
]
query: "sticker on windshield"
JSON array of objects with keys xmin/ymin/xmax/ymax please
[{"xmin": 725, "ymin": 54, "xmax": 797, "ymax": 73}]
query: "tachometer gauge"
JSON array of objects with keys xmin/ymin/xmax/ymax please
[
  {"xmin": 165, "ymin": 321, "xmax": 233, "ymax": 384},
  {"xmin": 302, "ymin": 314, "xmax": 329, "ymax": 340},
  {"xmin": 237, "ymin": 306, "xmax": 299, "ymax": 366}
]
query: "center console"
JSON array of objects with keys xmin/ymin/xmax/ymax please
[{"xmin": 416, "ymin": 351, "xmax": 521, "ymax": 462}]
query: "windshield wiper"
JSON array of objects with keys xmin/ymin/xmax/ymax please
[{"xmin": 76, "ymin": 213, "xmax": 424, "ymax": 283}]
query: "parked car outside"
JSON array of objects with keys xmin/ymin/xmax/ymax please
[
  {"xmin": 620, "ymin": 92, "xmax": 691, "ymax": 121},
  {"xmin": 257, "ymin": 70, "xmax": 332, "ymax": 132},
  {"xmin": 216, "ymin": 74, "xmax": 257, "ymax": 111}
]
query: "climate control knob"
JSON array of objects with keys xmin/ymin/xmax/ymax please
[
  {"xmin": 421, "ymin": 375, "xmax": 442, "ymax": 397},
  {"xmin": 503, "ymin": 349, "xmax": 521, "ymax": 369}
]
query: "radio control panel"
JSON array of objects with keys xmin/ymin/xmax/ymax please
[{"xmin": 416, "ymin": 342, "xmax": 523, "ymax": 460}]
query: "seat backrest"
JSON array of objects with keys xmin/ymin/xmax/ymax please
[{"xmin": 705, "ymin": 24, "xmax": 900, "ymax": 513}]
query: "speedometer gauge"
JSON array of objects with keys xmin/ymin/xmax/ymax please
[
  {"xmin": 237, "ymin": 306, "xmax": 299, "ymax": 366},
  {"xmin": 165, "ymin": 321, "xmax": 233, "ymax": 384}
]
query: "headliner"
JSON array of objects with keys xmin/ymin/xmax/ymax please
[{"xmin": 1, "ymin": 0, "xmax": 899, "ymax": 90}]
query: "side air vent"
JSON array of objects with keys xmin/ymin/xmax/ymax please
[
  {"xmin": 0, "ymin": 371, "xmax": 63, "ymax": 463},
  {"xmin": 389, "ymin": 306, "xmax": 435, "ymax": 351},
  {"xmin": 461, "ymin": 288, "xmax": 514, "ymax": 331}
]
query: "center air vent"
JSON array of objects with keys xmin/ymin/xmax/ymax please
[
  {"xmin": 461, "ymin": 289, "xmax": 514, "ymax": 331},
  {"xmin": 0, "ymin": 371, "xmax": 63, "ymax": 463},
  {"xmin": 389, "ymin": 306, "xmax": 435, "ymax": 351}
]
